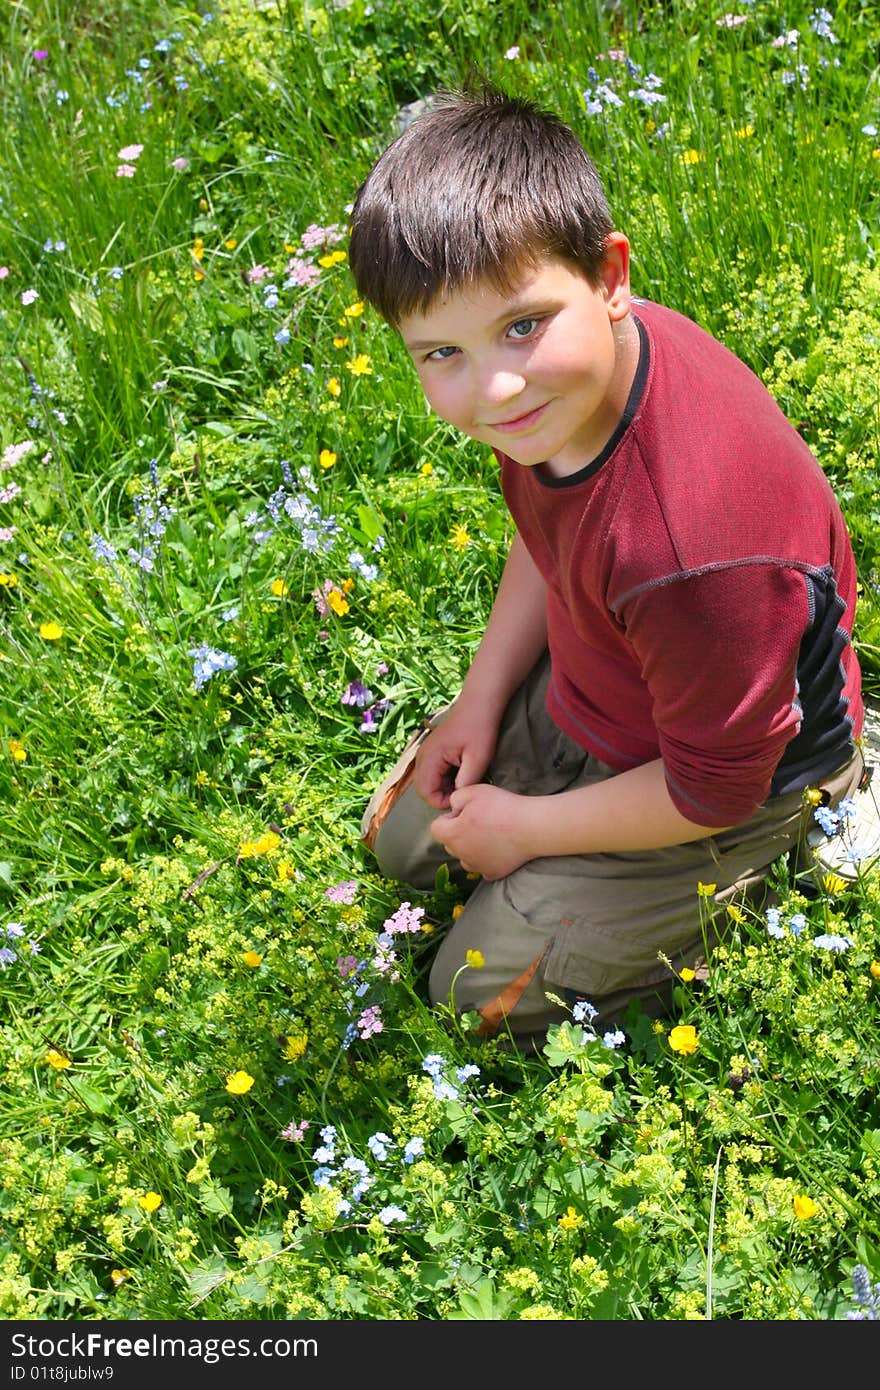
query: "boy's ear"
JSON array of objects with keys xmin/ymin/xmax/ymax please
[{"xmin": 600, "ymin": 231, "xmax": 632, "ymax": 322}]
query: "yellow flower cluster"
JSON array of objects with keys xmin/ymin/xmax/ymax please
[{"xmin": 239, "ymin": 830, "xmax": 281, "ymax": 858}]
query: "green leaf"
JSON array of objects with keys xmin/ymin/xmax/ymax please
[
  {"xmin": 197, "ymin": 1182, "xmax": 234, "ymax": 1216},
  {"xmin": 231, "ymin": 328, "xmax": 261, "ymax": 363}
]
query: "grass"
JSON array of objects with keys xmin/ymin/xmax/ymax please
[{"xmin": 1, "ymin": 0, "xmax": 880, "ymax": 1322}]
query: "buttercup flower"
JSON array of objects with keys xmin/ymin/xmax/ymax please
[
  {"xmin": 679, "ymin": 967, "xmax": 696, "ymax": 982},
  {"xmin": 696, "ymin": 881, "xmax": 716, "ymax": 897},
  {"xmin": 242, "ymin": 950, "xmax": 262, "ymax": 967},
  {"xmin": 225, "ymin": 1069, "xmax": 255, "ymax": 1095},
  {"xmin": 668, "ymin": 1024, "xmax": 699, "ymax": 1055},
  {"xmin": 793, "ymin": 1194, "xmax": 818, "ymax": 1221},
  {"xmin": 450, "ymin": 523, "xmax": 471, "ymax": 551},
  {"xmin": 558, "ymin": 1206, "xmax": 583, "ymax": 1230},
  {"xmin": 8, "ymin": 739, "xmax": 26, "ymax": 762},
  {"xmin": 138, "ymin": 1191, "xmax": 162, "ymax": 1212},
  {"xmin": 319, "ymin": 449, "xmax": 337, "ymax": 469},
  {"xmin": 39, "ymin": 622, "xmax": 63, "ymax": 640},
  {"xmin": 465, "ymin": 949, "xmax": 485, "ymax": 969},
  {"xmin": 345, "ymin": 353, "xmax": 372, "ymax": 376},
  {"xmin": 270, "ymin": 578, "xmax": 288, "ymax": 597},
  {"xmin": 46, "ymin": 1048, "xmax": 71, "ymax": 1070},
  {"xmin": 327, "ymin": 377, "xmax": 341, "ymax": 397}
]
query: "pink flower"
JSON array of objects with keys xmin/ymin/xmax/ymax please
[
  {"xmin": 325, "ymin": 880, "xmax": 358, "ymax": 904},
  {"xmin": 245, "ymin": 264, "xmax": 271, "ymax": 284},
  {"xmin": 116, "ymin": 164, "xmax": 137, "ymax": 178},
  {"xmin": 171, "ymin": 157, "xmax": 189, "ymax": 171},
  {"xmin": 337, "ymin": 955, "xmax": 359, "ymax": 978},
  {"xmin": 279, "ymin": 1118, "xmax": 310, "ymax": 1142},
  {"xmin": 356, "ymin": 1005, "xmax": 383, "ymax": 1039},
  {"xmin": 504, "ymin": 46, "xmax": 520, "ymax": 59},
  {"xmin": 382, "ymin": 901, "xmax": 425, "ymax": 935},
  {"xmin": 33, "ymin": 50, "xmax": 49, "ymax": 60},
  {"xmin": 0, "ymin": 267, "xmax": 9, "ymax": 280},
  {"xmin": 117, "ymin": 144, "xmax": 144, "ymax": 161},
  {"xmin": 20, "ymin": 289, "xmax": 38, "ymax": 305}
]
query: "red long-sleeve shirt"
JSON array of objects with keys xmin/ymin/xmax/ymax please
[{"xmin": 498, "ymin": 298, "xmax": 863, "ymax": 827}]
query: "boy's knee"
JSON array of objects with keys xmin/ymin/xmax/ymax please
[{"xmin": 370, "ymin": 823, "xmax": 439, "ymax": 890}]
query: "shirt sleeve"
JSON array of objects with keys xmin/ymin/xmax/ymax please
[{"xmin": 616, "ymin": 561, "xmax": 811, "ymax": 826}]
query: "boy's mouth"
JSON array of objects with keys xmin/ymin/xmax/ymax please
[{"xmin": 488, "ymin": 402, "xmax": 549, "ymax": 434}]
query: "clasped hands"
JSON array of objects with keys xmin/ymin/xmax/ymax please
[{"xmin": 413, "ymin": 707, "xmax": 534, "ymax": 881}]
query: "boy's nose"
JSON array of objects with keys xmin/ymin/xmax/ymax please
[{"xmin": 475, "ymin": 365, "xmax": 526, "ymax": 409}]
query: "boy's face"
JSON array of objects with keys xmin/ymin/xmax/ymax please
[{"xmin": 398, "ymin": 239, "xmax": 636, "ymax": 479}]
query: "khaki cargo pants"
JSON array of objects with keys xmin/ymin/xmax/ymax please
[{"xmin": 362, "ymin": 653, "xmax": 863, "ymax": 1041}]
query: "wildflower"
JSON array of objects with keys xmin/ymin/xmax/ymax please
[
  {"xmin": 466, "ymin": 948, "xmax": 485, "ymax": 969},
  {"xmin": 319, "ymin": 449, "xmax": 336, "ymax": 470},
  {"xmin": 118, "ymin": 143, "xmax": 144, "ymax": 160},
  {"xmin": 317, "ymin": 250, "xmax": 346, "ymax": 268},
  {"xmin": 39, "ymin": 621, "xmax": 63, "ymax": 641},
  {"xmin": 793, "ymin": 1194, "xmax": 818, "ymax": 1221},
  {"xmin": 276, "ymin": 860, "xmax": 296, "ymax": 881},
  {"xmin": 450, "ymin": 523, "xmax": 471, "ymax": 550},
  {"xmin": 225, "ymin": 1069, "xmax": 255, "ymax": 1095},
  {"xmin": 337, "ymin": 955, "xmax": 359, "ymax": 977},
  {"xmin": 138, "ymin": 1191, "xmax": 162, "ymax": 1212},
  {"xmin": 5, "ymin": 923, "xmax": 25, "ymax": 938},
  {"xmin": 325, "ymin": 880, "xmax": 358, "ymax": 904},
  {"xmin": 242, "ymin": 950, "xmax": 262, "ymax": 968},
  {"xmin": 0, "ymin": 441, "xmax": 34, "ymax": 469},
  {"xmin": 270, "ymin": 577, "xmax": 288, "ymax": 597},
  {"xmin": 680, "ymin": 149, "xmax": 705, "ymax": 165},
  {"xmin": 343, "ymin": 301, "xmax": 364, "ymax": 318},
  {"xmin": 668, "ymin": 1024, "xmax": 699, "ymax": 1055},
  {"xmin": 110, "ymin": 1269, "xmax": 130, "ymax": 1287},
  {"xmin": 332, "ymin": 335, "xmax": 348, "ymax": 349},
  {"xmin": 280, "ymin": 1118, "xmax": 310, "ymax": 1142},
  {"xmin": 189, "ymin": 644, "xmax": 237, "ymax": 691},
  {"xmin": 735, "ymin": 124, "xmax": 755, "ymax": 138},
  {"xmin": 804, "ymin": 786, "xmax": 824, "ymax": 807},
  {"xmin": 357, "ymin": 1005, "xmax": 383, "ymax": 1039},
  {"xmin": 171, "ymin": 157, "xmax": 189, "ymax": 171},
  {"xmin": 21, "ymin": 289, "xmax": 39, "ymax": 305},
  {"xmin": 765, "ymin": 907, "xmax": 785, "ymax": 939},
  {"xmin": 0, "ymin": 573, "xmax": 17, "ymax": 587},
  {"xmin": 572, "ymin": 998, "xmax": 598, "ymax": 1024},
  {"xmin": 403, "ymin": 1137, "xmax": 425, "ymax": 1163},
  {"xmin": 326, "ymin": 588, "xmax": 349, "ymax": 616},
  {"xmin": 345, "ymin": 353, "xmax": 372, "ymax": 376},
  {"xmin": 821, "ymin": 872, "xmax": 848, "ymax": 895},
  {"xmin": 274, "ymin": 327, "xmax": 290, "ymax": 346},
  {"xmin": 601, "ymin": 1028, "xmax": 626, "ymax": 1049},
  {"xmin": 45, "ymin": 1047, "xmax": 70, "ymax": 1069},
  {"xmin": 33, "ymin": 49, "xmax": 49, "ymax": 59},
  {"xmin": 342, "ymin": 680, "xmax": 374, "ymax": 709},
  {"xmin": 558, "ymin": 1206, "xmax": 583, "ymax": 1230},
  {"xmin": 383, "ymin": 902, "xmax": 425, "ymax": 934},
  {"xmin": 239, "ymin": 831, "xmax": 281, "ymax": 858},
  {"xmin": 847, "ymin": 1265, "xmax": 880, "ymax": 1320},
  {"xmin": 717, "ymin": 13, "xmax": 749, "ymax": 26},
  {"xmin": 282, "ymin": 1034, "xmax": 308, "ymax": 1061},
  {"xmin": 327, "ymin": 377, "xmax": 342, "ymax": 397},
  {"xmin": 245, "ymin": 265, "xmax": 271, "ymax": 284},
  {"xmin": 116, "ymin": 164, "xmax": 137, "ymax": 178},
  {"xmin": 679, "ymin": 967, "xmax": 696, "ymax": 982},
  {"xmin": 8, "ymin": 739, "xmax": 26, "ymax": 761},
  {"xmin": 378, "ymin": 1205, "xmax": 407, "ymax": 1225},
  {"xmin": 420, "ymin": 462, "xmax": 433, "ymax": 477},
  {"xmin": 870, "ymin": 961, "xmax": 880, "ymax": 980},
  {"xmin": 812, "ymin": 932, "xmax": 853, "ymax": 953},
  {"xmin": 696, "ymin": 881, "xmax": 716, "ymax": 897}
]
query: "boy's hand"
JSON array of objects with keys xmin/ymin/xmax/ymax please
[
  {"xmin": 414, "ymin": 701, "xmax": 500, "ymax": 809},
  {"xmin": 431, "ymin": 783, "xmax": 533, "ymax": 881}
]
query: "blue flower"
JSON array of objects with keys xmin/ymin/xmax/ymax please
[
  {"xmin": 601, "ymin": 1028, "xmax": 626, "ymax": 1049},
  {"xmin": 403, "ymin": 1137, "xmax": 425, "ymax": 1163},
  {"xmin": 378, "ymin": 1205, "xmax": 407, "ymax": 1225},
  {"xmin": 189, "ymin": 644, "xmax": 237, "ymax": 691},
  {"xmin": 812, "ymin": 933, "xmax": 853, "ymax": 953},
  {"xmin": 0, "ymin": 946, "xmax": 17, "ymax": 970},
  {"xmin": 367, "ymin": 1132, "xmax": 393, "ymax": 1161}
]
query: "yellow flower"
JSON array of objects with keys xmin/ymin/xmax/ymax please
[
  {"xmin": 199, "ymin": 197, "xmax": 208, "ymax": 212},
  {"xmin": 726, "ymin": 904, "xmax": 747, "ymax": 924},
  {"xmin": 333, "ymin": 335, "xmax": 349, "ymax": 349},
  {"xmin": 652, "ymin": 1020, "xmax": 667, "ymax": 1035},
  {"xmin": 284, "ymin": 242, "xmax": 296, "ymax": 254},
  {"xmin": 804, "ymin": 787, "xmax": 823, "ymax": 807},
  {"xmin": 192, "ymin": 238, "xmax": 205, "ymax": 261},
  {"xmin": 9, "ymin": 738, "xmax": 26, "ymax": 762},
  {"xmin": 39, "ymin": 621, "xmax": 63, "ymax": 641},
  {"xmin": 277, "ymin": 860, "xmax": 296, "ymax": 881},
  {"xmin": 668, "ymin": 1024, "xmax": 699, "ymax": 1056},
  {"xmin": 225, "ymin": 1070, "xmax": 255, "ymax": 1095},
  {"xmin": 225, "ymin": 238, "xmax": 238, "ymax": 250},
  {"xmin": 558, "ymin": 1205, "xmax": 583, "ymax": 1230},
  {"xmin": 46, "ymin": 1048, "xmax": 71, "ymax": 1070},
  {"xmin": 870, "ymin": 960, "xmax": 880, "ymax": 980},
  {"xmin": 451, "ymin": 903, "xmax": 464, "ymax": 920},
  {"xmin": 242, "ymin": 950, "xmax": 262, "ymax": 968},
  {"xmin": 319, "ymin": 448, "xmax": 337, "ymax": 470},
  {"xmin": 195, "ymin": 770, "xmax": 208, "ymax": 786},
  {"xmin": 341, "ymin": 577, "xmax": 354, "ymax": 592},
  {"xmin": 343, "ymin": 301, "xmax": 365, "ymax": 318},
  {"xmin": 318, "ymin": 250, "xmax": 347, "ymax": 267},
  {"xmin": 0, "ymin": 572, "xmax": 17, "ymax": 587},
  {"xmin": 465, "ymin": 948, "xmax": 485, "ymax": 969},
  {"xmin": 680, "ymin": 148, "xmax": 704, "ymax": 165},
  {"xmin": 345, "ymin": 353, "xmax": 372, "ymax": 376},
  {"xmin": 327, "ymin": 589, "xmax": 349, "ymax": 616},
  {"xmin": 696, "ymin": 881, "xmax": 716, "ymax": 897},
  {"xmin": 793, "ymin": 1194, "xmax": 818, "ymax": 1221},
  {"xmin": 239, "ymin": 830, "xmax": 282, "ymax": 858},
  {"xmin": 110, "ymin": 1269, "xmax": 130, "ymax": 1287},
  {"xmin": 679, "ymin": 967, "xmax": 696, "ymax": 982},
  {"xmin": 270, "ymin": 578, "xmax": 288, "ymax": 597},
  {"xmin": 822, "ymin": 872, "xmax": 848, "ymax": 895},
  {"xmin": 138, "ymin": 1191, "xmax": 163, "ymax": 1212},
  {"xmin": 450, "ymin": 523, "xmax": 471, "ymax": 551},
  {"xmin": 735, "ymin": 124, "xmax": 755, "ymax": 139},
  {"xmin": 420, "ymin": 462, "xmax": 433, "ymax": 477},
  {"xmin": 194, "ymin": 269, "xmax": 205, "ymax": 282},
  {"xmin": 327, "ymin": 377, "xmax": 341, "ymax": 397},
  {"xmin": 282, "ymin": 1033, "xmax": 308, "ymax": 1061},
  {"xmin": 645, "ymin": 119, "xmax": 656, "ymax": 135}
]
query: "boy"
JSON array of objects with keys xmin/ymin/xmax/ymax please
[{"xmin": 347, "ymin": 84, "xmax": 865, "ymax": 1044}]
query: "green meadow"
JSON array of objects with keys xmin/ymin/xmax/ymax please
[{"xmin": 1, "ymin": 0, "xmax": 880, "ymax": 1320}]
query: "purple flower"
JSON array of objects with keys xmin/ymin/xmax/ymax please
[
  {"xmin": 325, "ymin": 880, "xmax": 358, "ymax": 904},
  {"xmin": 342, "ymin": 680, "xmax": 373, "ymax": 709},
  {"xmin": 33, "ymin": 49, "xmax": 49, "ymax": 60},
  {"xmin": 382, "ymin": 901, "xmax": 425, "ymax": 935}
]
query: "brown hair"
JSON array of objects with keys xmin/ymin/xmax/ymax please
[{"xmin": 347, "ymin": 82, "xmax": 613, "ymax": 325}]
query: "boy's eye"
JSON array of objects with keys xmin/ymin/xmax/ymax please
[
  {"xmin": 426, "ymin": 345, "xmax": 458, "ymax": 361},
  {"xmin": 507, "ymin": 317, "xmax": 539, "ymax": 340}
]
